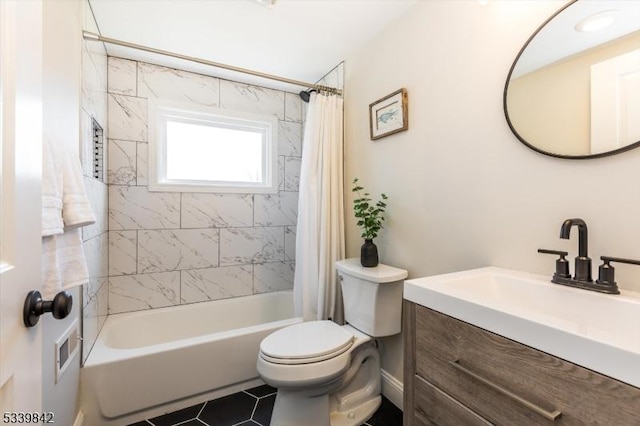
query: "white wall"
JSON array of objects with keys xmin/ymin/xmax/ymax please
[
  {"xmin": 41, "ymin": 1, "xmax": 108, "ymax": 423},
  {"xmin": 344, "ymin": 0, "xmax": 640, "ymax": 386},
  {"xmin": 42, "ymin": 1, "xmax": 83, "ymax": 425}
]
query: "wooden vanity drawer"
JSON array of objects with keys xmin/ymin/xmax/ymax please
[
  {"xmin": 414, "ymin": 305, "xmax": 640, "ymax": 425},
  {"xmin": 413, "ymin": 374, "xmax": 491, "ymax": 426}
]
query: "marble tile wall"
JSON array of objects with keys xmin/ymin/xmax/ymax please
[
  {"xmin": 80, "ymin": 4, "xmax": 109, "ymax": 363},
  {"xmin": 107, "ymin": 58, "xmax": 304, "ymax": 314}
]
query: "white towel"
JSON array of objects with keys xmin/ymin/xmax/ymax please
[
  {"xmin": 42, "ymin": 139, "xmax": 64, "ymax": 237},
  {"xmin": 41, "ymin": 139, "xmax": 96, "ymax": 299},
  {"xmin": 60, "ymin": 140, "xmax": 96, "ymax": 229},
  {"xmin": 42, "ymin": 230, "xmax": 90, "ymax": 299}
]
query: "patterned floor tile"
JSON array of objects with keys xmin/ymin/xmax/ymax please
[
  {"xmin": 198, "ymin": 391, "xmax": 257, "ymax": 425},
  {"xmin": 252, "ymin": 393, "xmax": 276, "ymax": 425},
  {"xmin": 129, "ymin": 389, "xmax": 402, "ymax": 426},
  {"xmin": 244, "ymin": 384, "xmax": 277, "ymax": 398}
]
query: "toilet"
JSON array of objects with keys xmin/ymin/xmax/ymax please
[{"xmin": 256, "ymin": 258, "xmax": 408, "ymax": 426}]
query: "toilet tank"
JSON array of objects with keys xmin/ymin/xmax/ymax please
[{"xmin": 335, "ymin": 258, "xmax": 408, "ymax": 337}]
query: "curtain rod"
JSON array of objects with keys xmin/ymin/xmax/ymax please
[{"xmin": 83, "ymin": 31, "xmax": 342, "ymax": 95}]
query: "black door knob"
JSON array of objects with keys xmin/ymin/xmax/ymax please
[{"xmin": 23, "ymin": 290, "xmax": 73, "ymax": 328}]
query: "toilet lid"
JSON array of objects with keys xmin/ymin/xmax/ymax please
[{"xmin": 260, "ymin": 320, "xmax": 354, "ymax": 362}]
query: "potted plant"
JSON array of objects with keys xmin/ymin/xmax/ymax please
[{"xmin": 352, "ymin": 178, "xmax": 388, "ymax": 267}]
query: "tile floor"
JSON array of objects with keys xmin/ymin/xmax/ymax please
[{"xmin": 129, "ymin": 384, "xmax": 402, "ymax": 426}]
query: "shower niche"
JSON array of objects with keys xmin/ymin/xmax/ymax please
[{"xmin": 91, "ymin": 117, "xmax": 104, "ymax": 182}]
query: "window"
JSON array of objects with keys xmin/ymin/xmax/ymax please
[{"xmin": 149, "ymin": 100, "xmax": 278, "ymax": 193}]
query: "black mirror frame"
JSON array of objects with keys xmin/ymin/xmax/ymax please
[{"xmin": 503, "ymin": 0, "xmax": 640, "ymax": 160}]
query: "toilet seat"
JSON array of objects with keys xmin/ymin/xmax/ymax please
[{"xmin": 260, "ymin": 320, "xmax": 354, "ymax": 365}]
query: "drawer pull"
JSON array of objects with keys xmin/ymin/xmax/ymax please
[{"xmin": 449, "ymin": 360, "xmax": 562, "ymax": 421}]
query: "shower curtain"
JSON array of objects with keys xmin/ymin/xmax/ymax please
[{"xmin": 294, "ymin": 92, "xmax": 345, "ymax": 321}]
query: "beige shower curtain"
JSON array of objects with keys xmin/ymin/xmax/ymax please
[{"xmin": 293, "ymin": 92, "xmax": 345, "ymax": 322}]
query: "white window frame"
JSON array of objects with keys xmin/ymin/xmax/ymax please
[{"xmin": 148, "ymin": 99, "xmax": 278, "ymax": 193}]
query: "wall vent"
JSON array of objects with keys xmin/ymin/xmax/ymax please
[
  {"xmin": 92, "ymin": 118, "xmax": 104, "ymax": 181},
  {"xmin": 55, "ymin": 319, "xmax": 80, "ymax": 383}
]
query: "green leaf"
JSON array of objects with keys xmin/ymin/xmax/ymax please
[{"xmin": 351, "ymin": 177, "xmax": 388, "ymax": 242}]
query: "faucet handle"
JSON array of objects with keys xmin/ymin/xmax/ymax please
[
  {"xmin": 538, "ymin": 248, "xmax": 568, "ymax": 256},
  {"xmin": 600, "ymin": 255, "xmax": 640, "ymax": 266},
  {"xmin": 597, "ymin": 256, "xmax": 640, "ymax": 288},
  {"xmin": 538, "ymin": 249, "xmax": 570, "ymax": 279}
]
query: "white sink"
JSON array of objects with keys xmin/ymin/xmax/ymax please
[{"xmin": 404, "ymin": 266, "xmax": 640, "ymax": 388}]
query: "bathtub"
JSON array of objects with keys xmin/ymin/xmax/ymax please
[{"xmin": 81, "ymin": 290, "xmax": 301, "ymax": 424}]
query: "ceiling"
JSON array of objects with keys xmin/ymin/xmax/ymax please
[
  {"xmin": 88, "ymin": 0, "xmax": 419, "ymax": 92},
  {"xmin": 513, "ymin": 0, "xmax": 640, "ymax": 78}
]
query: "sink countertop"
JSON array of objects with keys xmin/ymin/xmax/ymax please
[{"xmin": 404, "ymin": 266, "xmax": 640, "ymax": 388}]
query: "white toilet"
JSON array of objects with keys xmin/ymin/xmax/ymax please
[{"xmin": 256, "ymin": 258, "xmax": 408, "ymax": 426}]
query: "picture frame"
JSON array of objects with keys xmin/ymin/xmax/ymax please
[{"xmin": 369, "ymin": 88, "xmax": 408, "ymax": 140}]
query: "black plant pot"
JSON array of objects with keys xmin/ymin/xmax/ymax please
[{"xmin": 360, "ymin": 239, "xmax": 379, "ymax": 267}]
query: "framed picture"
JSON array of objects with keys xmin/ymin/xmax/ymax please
[{"xmin": 369, "ymin": 88, "xmax": 408, "ymax": 140}]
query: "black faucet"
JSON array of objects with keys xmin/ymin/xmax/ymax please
[
  {"xmin": 539, "ymin": 218, "xmax": 623, "ymax": 294},
  {"xmin": 559, "ymin": 218, "xmax": 592, "ymax": 282}
]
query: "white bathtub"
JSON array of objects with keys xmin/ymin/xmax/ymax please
[{"xmin": 81, "ymin": 290, "xmax": 300, "ymax": 424}]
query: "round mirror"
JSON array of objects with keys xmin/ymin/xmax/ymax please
[{"xmin": 504, "ymin": 0, "xmax": 640, "ymax": 159}]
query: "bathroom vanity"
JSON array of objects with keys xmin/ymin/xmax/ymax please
[{"xmin": 402, "ymin": 267, "xmax": 640, "ymax": 426}]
